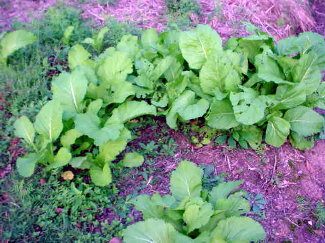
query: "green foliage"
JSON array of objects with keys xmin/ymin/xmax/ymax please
[
  {"xmin": 166, "ymin": 0, "xmax": 201, "ymax": 15},
  {"xmin": 14, "ymin": 24, "xmax": 325, "ymax": 188},
  {"xmin": 123, "ymin": 160, "xmax": 266, "ymax": 242},
  {"xmin": 0, "ymin": 30, "xmax": 36, "ymax": 64}
]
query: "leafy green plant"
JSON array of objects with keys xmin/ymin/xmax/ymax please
[
  {"xmin": 315, "ymin": 201, "xmax": 325, "ymax": 229},
  {"xmin": 0, "ymin": 30, "xmax": 36, "ymax": 65},
  {"xmin": 123, "ymin": 160, "xmax": 266, "ymax": 242},
  {"xmin": 83, "ymin": 27, "xmax": 109, "ymax": 52},
  {"xmin": 14, "ymin": 24, "xmax": 325, "ymax": 187}
]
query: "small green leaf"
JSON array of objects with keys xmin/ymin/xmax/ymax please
[
  {"xmin": 121, "ymin": 152, "xmax": 144, "ymax": 168},
  {"xmin": 170, "ymin": 160, "xmax": 203, "ymax": 201},
  {"xmin": 68, "ymin": 44, "xmax": 92, "ymax": 70},
  {"xmin": 60, "ymin": 129, "xmax": 82, "ymax": 148},
  {"xmin": 265, "ymin": 116, "xmax": 290, "ymax": 147},
  {"xmin": 17, "ymin": 153, "xmax": 40, "ymax": 177},
  {"xmin": 47, "ymin": 147, "xmax": 72, "ymax": 170},
  {"xmin": 34, "ymin": 100, "xmax": 63, "ymax": 142},
  {"xmin": 14, "ymin": 116, "xmax": 35, "ymax": 145},
  {"xmin": 90, "ymin": 164, "xmax": 112, "ymax": 187},
  {"xmin": 289, "ymin": 132, "xmax": 314, "ymax": 150},
  {"xmin": 209, "ymin": 181, "xmax": 243, "ymax": 204}
]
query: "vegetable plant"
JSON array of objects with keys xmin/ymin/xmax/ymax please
[
  {"xmin": 14, "ymin": 24, "xmax": 325, "ymax": 186},
  {"xmin": 123, "ymin": 160, "xmax": 266, "ymax": 242}
]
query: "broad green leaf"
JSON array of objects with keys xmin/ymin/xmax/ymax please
[
  {"xmin": 265, "ymin": 116, "xmax": 290, "ymax": 147},
  {"xmin": 97, "ymin": 133, "xmax": 130, "ymax": 164},
  {"xmin": 34, "ymin": 100, "xmax": 63, "ymax": 142},
  {"xmin": 121, "ymin": 152, "xmax": 144, "ymax": 168},
  {"xmin": 239, "ymin": 125, "xmax": 263, "ymax": 149},
  {"xmin": 211, "ymin": 216, "xmax": 266, "ymax": 243},
  {"xmin": 230, "ymin": 88, "xmax": 266, "ymax": 125},
  {"xmin": 292, "ymin": 53, "xmax": 322, "ymax": 95},
  {"xmin": 289, "ymin": 132, "xmax": 314, "ymax": 150},
  {"xmin": 46, "ymin": 147, "xmax": 72, "ymax": 170},
  {"xmin": 106, "ymin": 101, "xmax": 156, "ymax": 125},
  {"xmin": 97, "ymin": 51, "xmax": 133, "ymax": 86},
  {"xmin": 52, "ymin": 70, "xmax": 88, "ymax": 118},
  {"xmin": 179, "ymin": 25, "xmax": 222, "ymax": 69},
  {"xmin": 117, "ymin": 35, "xmax": 139, "ymax": 60},
  {"xmin": 17, "ymin": 153, "xmax": 40, "ymax": 177},
  {"xmin": 274, "ymin": 83, "xmax": 306, "ymax": 110},
  {"xmin": 60, "ymin": 129, "xmax": 82, "ymax": 148},
  {"xmin": 178, "ymin": 99, "xmax": 209, "ymax": 121},
  {"xmin": 107, "ymin": 81, "xmax": 135, "ymax": 105},
  {"xmin": 170, "ymin": 160, "xmax": 203, "ymax": 201},
  {"xmin": 123, "ymin": 219, "xmax": 176, "ymax": 243},
  {"xmin": 183, "ymin": 201, "xmax": 214, "ymax": 233},
  {"xmin": 284, "ymin": 106, "xmax": 324, "ymax": 136},
  {"xmin": 209, "ymin": 181, "xmax": 243, "ymax": 204},
  {"xmin": 68, "ymin": 44, "xmax": 92, "ymax": 70},
  {"xmin": 255, "ymin": 51, "xmax": 288, "ymax": 84},
  {"xmin": 166, "ymin": 90, "xmax": 208, "ymax": 129},
  {"xmin": 133, "ymin": 194, "xmax": 165, "ymax": 219},
  {"xmin": 14, "ymin": 116, "xmax": 35, "ymax": 145},
  {"xmin": 75, "ymin": 111, "xmax": 124, "ymax": 146},
  {"xmin": 0, "ymin": 30, "xmax": 36, "ymax": 61},
  {"xmin": 90, "ymin": 163, "xmax": 112, "ymax": 187},
  {"xmin": 215, "ymin": 196, "xmax": 250, "ymax": 217},
  {"xmin": 207, "ymin": 99, "xmax": 240, "ymax": 129},
  {"xmin": 141, "ymin": 29, "xmax": 159, "ymax": 49},
  {"xmin": 200, "ymin": 53, "xmax": 241, "ymax": 95}
]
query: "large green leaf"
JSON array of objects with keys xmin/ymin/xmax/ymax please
[
  {"xmin": 211, "ymin": 216, "xmax": 266, "ymax": 243},
  {"xmin": 46, "ymin": 147, "xmax": 72, "ymax": 170},
  {"xmin": 68, "ymin": 44, "xmax": 92, "ymax": 70},
  {"xmin": 60, "ymin": 129, "xmax": 82, "ymax": 148},
  {"xmin": 166, "ymin": 90, "xmax": 208, "ymax": 129},
  {"xmin": 90, "ymin": 163, "xmax": 112, "ymax": 187},
  {"xmin": 284, "ymin": 106, "xmax": 324, "ymax": 136},
  {"xmin": 170, "ymin": 160, "xmax": 203, "ymax": 201},
  {"xmin": 289, "ymin": 132, "xmax": 314, "ymax": 150},
  {"xmin": 0, "ymin": 30, "xmax": 36, "ymax": 62},
  {"xmin": 74, "ymin": 111, "xmax": 124, "ymax": 146},
  {"xmin": 239, "ymin": 126, "xmax": 263, "ymax": 149},
  {"xmin": 274, "ymin": 83, "xmax": 306, "ymax": 110},
  {"xmin": 207, "ymin": 99, "xmax": 240, "ymax": 129},
  {"xmin": 123, "ymin": 219, "xmax": 176, "ymax": 243},
  {"xmin": 230, "ymin": 88, "xmax": 266, "ymax": 125},
  {"xmin": 17, "ymin": 153, "xmax": 40, "ymax": 177},
  {"xmin": 96, "ymin": 129, "xmax": 131, "ymax": 164},
  {"xmin": 183, "ymin": 200, "xmax": 214, "ymax": 233},
  {"xmin": 52, "ymin": 70, "xmax": 88, "ymax": 118},
  {"xmin": 200, "ymin": 53, "xmax": 241, "ymax": 95},
  {"xmin": 97, "ymin": 51, "xmax": 133, "ymax": 86},
  {"xmin": 209, "ymin": 181, "xmax": 243, "ymax": 204},
  {"xmin": 215, "ymin": 194, "xmax": 250, "ymax": 217},
  {"xmin": 14, "ymin": 116, "xmax": 35, "ymax": 145},
  {"xmin": 117, "ymin": 35, "xmax": 139, "ymax": 60},
  {"xmin": 105, "ymin": 101, "xmax": 157, "ymax": 125},
  {"xmin": 292, "ymin": 53, "xmax": 322, "ymax": 95},
  {"xmin": 179, "ymin": 25, "xmax": 222, "ymax": 69},
  {"xmin": 265, "ymin": 116, "xmax": 290, "ymax": 147},
  {"xmin": 34, "ymin": 100, "xmax": 63, "ymax": 142}
]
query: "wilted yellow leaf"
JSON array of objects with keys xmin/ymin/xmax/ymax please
[{"xmin": 61, "ymin": 171, "xmax": 74, "ymax": 180}]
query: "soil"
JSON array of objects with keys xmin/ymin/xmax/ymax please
[{"xmin": 0, "ymin": 0, "xmax": 324, "ymax": 242}]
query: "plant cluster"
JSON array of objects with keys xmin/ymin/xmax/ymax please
[
  {"xmin": 123, "ymin": 160, "xmax": 266, "ymax": 242},
  {"xmin": 13, "ymin": 23, "xmax": 325, "ymax": 187}
]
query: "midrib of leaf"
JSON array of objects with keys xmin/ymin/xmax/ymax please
[
  {"xmin": 134, "ymin": 236, "xmax": 154, "ymax": 243},
  {"xmin": 198, "ymin": 36, "xmax": 208, "ymax": 59},
  {"xmin": 181, "ymin": 176, "xmax": 191, "ymax": 197},
  {"xmin": 299, "ymin": 57, "xmax": 316, "ymax": 83},
  {"xmin": 23, "ymin": 126, "xmax": 33, "ymax": 144},
  {"xmin": 69, "ymin": 81, "xmax": 78, "ymax": 112}
]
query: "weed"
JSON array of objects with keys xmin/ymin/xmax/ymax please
[
  {"xmin": 245, "ymin": 193, "xmax": 267, "ymax": 218},
  {"xmin": 315, "ymin": 201, "xmax": 325, "ymax": 229}
]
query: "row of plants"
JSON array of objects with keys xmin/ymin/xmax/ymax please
[{"xmin": 9, "ymin": 23, "xmax": 324, "ymax": 187}]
